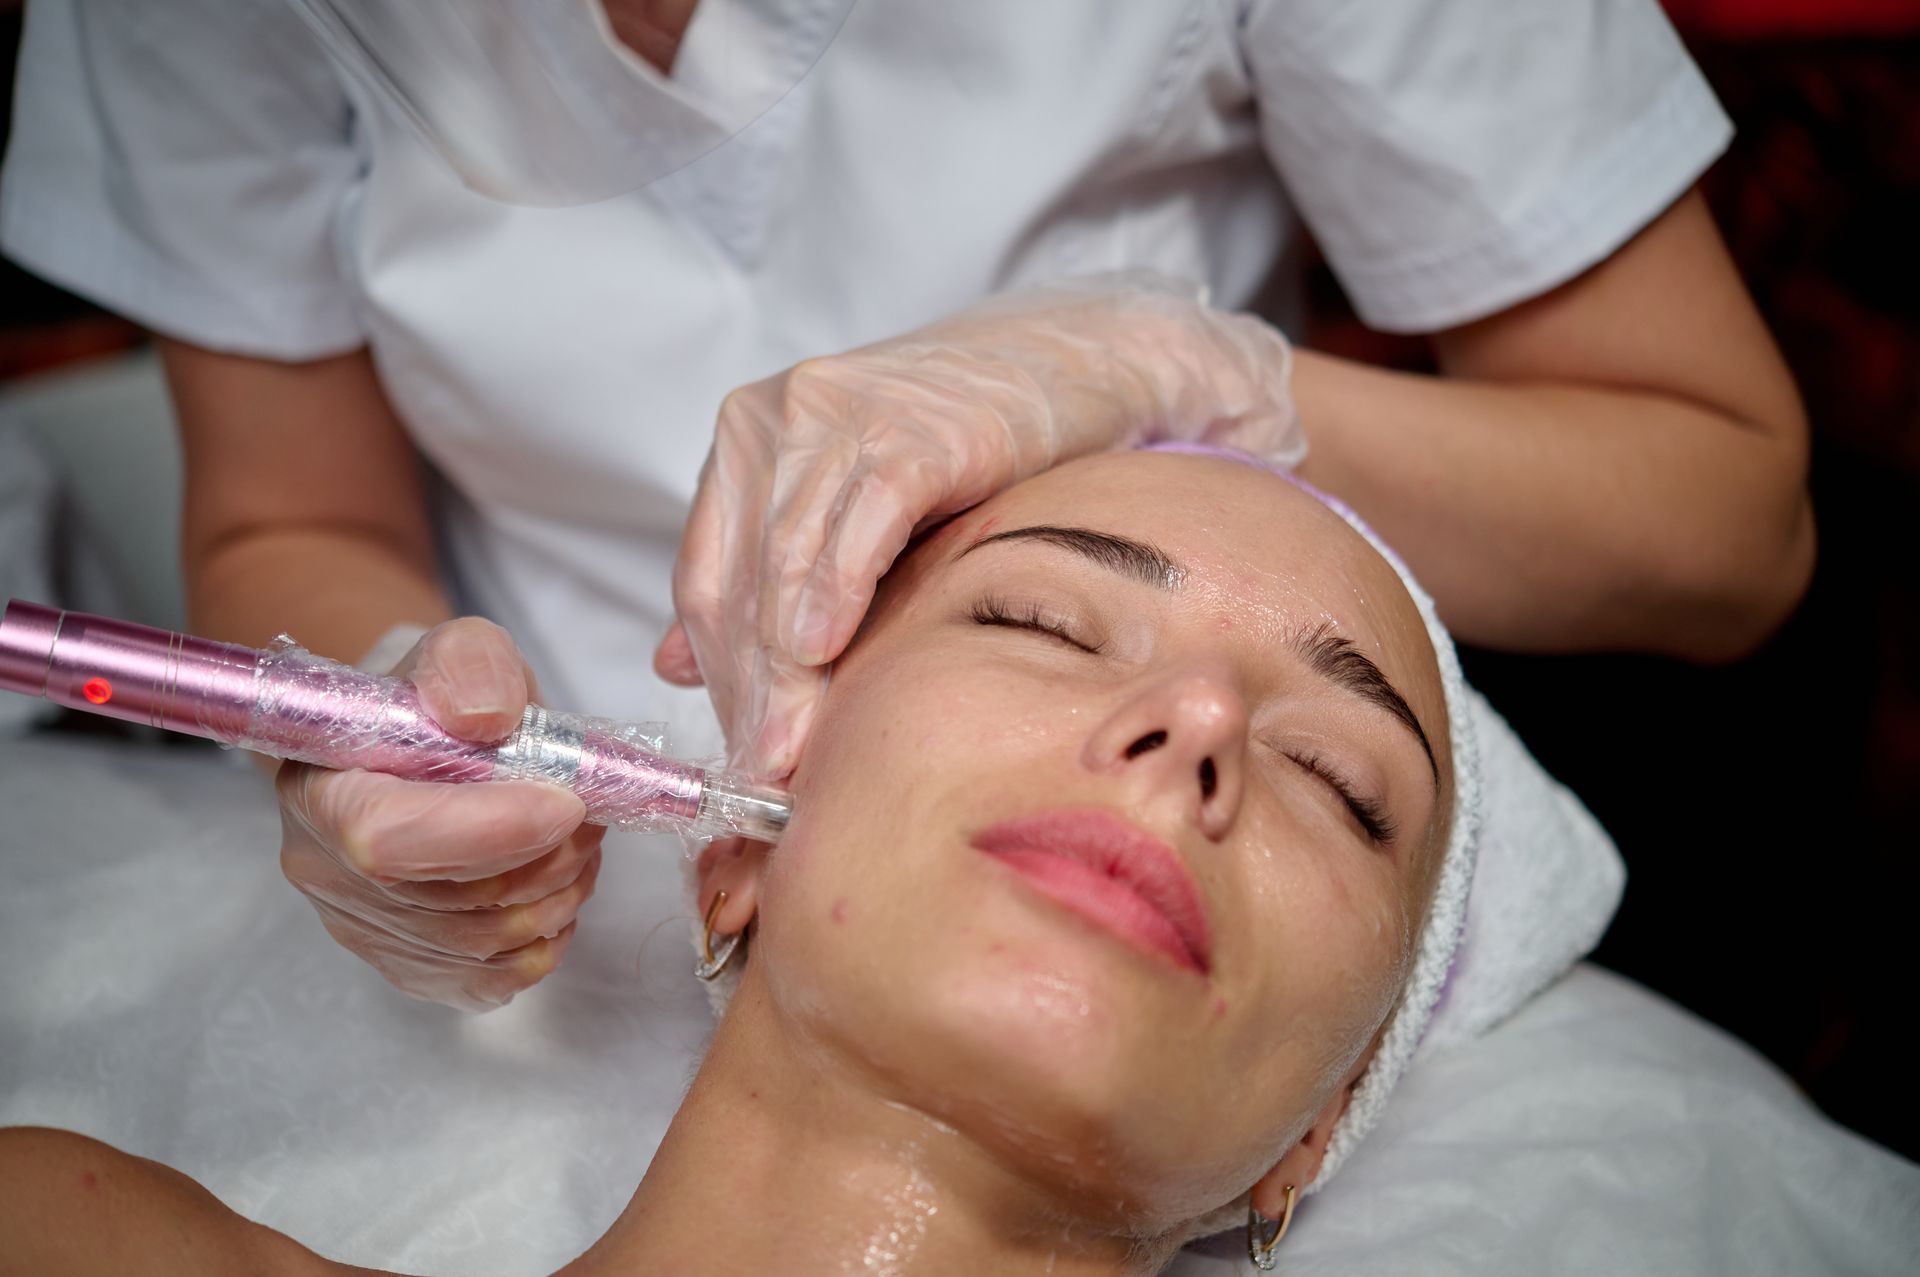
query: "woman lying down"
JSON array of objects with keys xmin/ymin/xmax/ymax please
[{"xmin": 0, "ymin": 446, "xmax": 1482, "ymax": 1275}]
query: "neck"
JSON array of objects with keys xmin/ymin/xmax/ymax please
[
  {"xmin": 561, "ymin": 968, "xmax": 1175, "ymax": 1277},
  {"xmin": 600, "ymin": 0, "xmax": 699, "ymax": 75}
]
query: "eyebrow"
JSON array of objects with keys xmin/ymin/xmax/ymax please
[
  {"xmin": 957, "ymin": 524, "xmax": 1437, "ymax": 783},
  {"xmin": 958, "ymin": 524, "xmax": 1186, "ymax": 589},
  {"xmin": 1290, "ymin": 621, "xmax": 1439, "ymax": 784}
]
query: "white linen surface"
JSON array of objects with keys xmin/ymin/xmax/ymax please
[{"xmin": 1, "ymin": 732, "xmax": 1914, "ymax": 1275}]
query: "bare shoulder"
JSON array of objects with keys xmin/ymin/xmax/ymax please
[{"xmin": 0, "ymin": 1126, "xmax": 388, "ymax": 1277}]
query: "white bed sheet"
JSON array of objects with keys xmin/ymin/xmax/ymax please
[{"xmin": 1, "ymin": 730, "xmax": 1914, "ymax": 1275}]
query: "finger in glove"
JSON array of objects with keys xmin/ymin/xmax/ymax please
[{"xmin": 281, "ymin": 764, "xmax": 586, "ymax": 883}]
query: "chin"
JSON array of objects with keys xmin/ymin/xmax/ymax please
[{"xmin": 914, "ymin": 959, "xmax": 1197, "ymax": 1173}]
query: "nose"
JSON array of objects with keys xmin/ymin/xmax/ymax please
[{"xmin": 1082, "ymin": 669, "xmax": 1248, "ymax": 840}]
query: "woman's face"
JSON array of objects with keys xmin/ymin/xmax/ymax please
[{"xmin": 740, "ymin": 451, "xmax": 1452, "ymax": 1233}]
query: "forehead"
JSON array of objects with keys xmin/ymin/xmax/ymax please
[
  {"xmin": 966, "ymin": 454, "xmax": 1433, "ymax": 671},
  {"xmin": 980, "ymin": 452, "xmax": 1363, "ymax": 563}
]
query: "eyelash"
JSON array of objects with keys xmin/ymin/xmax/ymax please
[
  {"xmin": 1290, "ymin": 751, "xmax": 1398, "ymax": 846},
  {"xmin": 972, "ymin": 598, "xmax": 1394, "ymax": 844},
  {"xmin": 971, "ymin": 597, "xmax": 1106, "ymax": 655}
]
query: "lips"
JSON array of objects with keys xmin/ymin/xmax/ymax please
[{"xmin": 971, "ymin": 809, "xmax": 1213, "ymax": 975}]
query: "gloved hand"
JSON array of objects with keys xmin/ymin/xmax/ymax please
[
  {"xmin": 277, "ymin": 618, "xmax": 605, "ymax": 1011},
  {"xmin": 656, "ymin": 277, "xmax": 1303, "ymax": 777}
]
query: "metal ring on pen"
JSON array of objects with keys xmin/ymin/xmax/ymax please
[{"xmin": 494, "ymin": 704, "xmax": 589, "ymax": 787}]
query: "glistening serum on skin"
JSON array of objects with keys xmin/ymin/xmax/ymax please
[{"xmin": 0, "ymin": 600, "xmax": 790, "ymax": 842}]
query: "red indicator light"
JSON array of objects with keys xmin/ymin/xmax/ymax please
[{"xmin": 83, "ymin": 677, "xmax": 113, "ymax": 705}]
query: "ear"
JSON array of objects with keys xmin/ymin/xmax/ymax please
[
  {"xmin": 696, "ymin": 836, "xmax": 773, "ymax": 936},
  {"xmin": 1249, "ymin": 1055, "xmax": 1368, "ymax": 1219}
]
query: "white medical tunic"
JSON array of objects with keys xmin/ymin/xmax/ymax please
[{"xmin": 1, "ymin": 0, "xmax": 1730, "ymax": 748}]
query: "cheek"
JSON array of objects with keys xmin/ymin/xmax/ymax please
[
  {"xmin": 799, "ymin": 626, "xmax": 1095, "ymax": 820},
  {"xmin": 1224, "ymin": 850, "xmax": 1414, "ymax": 1105},
  {"xmin": 753, "ymin": 642, "xmax": 1072, "ymax": 992},
  {"xmin": 1160, "ymin": 878, "xmax": 1409, "ymax": 1206},
  {"xmin": 1302, "ymin": 881, "xmax": 1409, "ymax": 1050}
]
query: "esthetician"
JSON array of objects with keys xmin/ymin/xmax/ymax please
[{"xmin": 0, "ymin": 0, "xmax": 1809, "ymax": 1009}]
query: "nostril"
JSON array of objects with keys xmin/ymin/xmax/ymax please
[
  {"xmin": 1198, "ymin": 757, "xmax": 1217, "ymax": 800},
  {"xmin": 1124, "ymin": 730, "xmax": 1168, "ymax": 760}
]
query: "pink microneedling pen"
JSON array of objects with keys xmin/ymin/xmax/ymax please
[{"xmin": 0, "ymin": 599, "xmax": 789, "ymax": 842}]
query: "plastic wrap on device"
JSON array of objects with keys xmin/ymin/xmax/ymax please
[
  {"xmin": 490, "ymin": 704, "xmax": 703, "ymax": 832},
  {"xmin": 686, "ymin": 758, "xmax": 792, "ymax": 843},
  {"xmin": 225, "ymin": 640, "xmax": 736, "ymax": 835}
]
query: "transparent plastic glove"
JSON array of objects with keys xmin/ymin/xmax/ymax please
[
  {"xmin": 277, "ymin": 618, "xmax": 605, "ymax": 1011},
  {"xmin": 657, "ymin": 276, "xmax": 1303, "ymax": 776}
]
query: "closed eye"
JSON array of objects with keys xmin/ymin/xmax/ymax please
[
  {"xmin": 1289, "ymin": 751, "xmax": 1398, "ymax": 846},
  {"xmin": 970, "ymin": 597, "xmax": 1105, "ymax": 655}
]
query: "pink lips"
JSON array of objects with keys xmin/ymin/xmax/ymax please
[{"xmin": 972, "ymin": 809, "xmax": 1213, "ymax": 975}]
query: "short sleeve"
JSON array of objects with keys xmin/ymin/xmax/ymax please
[
  {"xmin": 1241, "ymin": 0, "xmax": 1733, "ymax": 333},
  {"xmin": 1, "ymin": 0, "xmax": 366, "ymax": 359}
]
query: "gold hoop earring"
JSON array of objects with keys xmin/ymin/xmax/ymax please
[
  {"xmin": 695, "ymin": 889, "xmax": 743, "ymax": 981},
  {"xmin": 1246, "ymin": 1184, "xmax": 1296, "ymax": 1271}
]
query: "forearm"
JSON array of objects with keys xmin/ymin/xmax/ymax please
[
  {"xmin": 186, "ymin": 525, "xmax": 451, "ymax": 664},
  {"xmin": 161, "ymin": 339, "xmax": 452, "ymax": 664},
  {"xmin": 0, "ymin": 1128, "xmax": 361, "ymax": 1277},
  {"xmin": 1289, "ymin": 347, "xmax": 1814, "ymax": 662}
]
